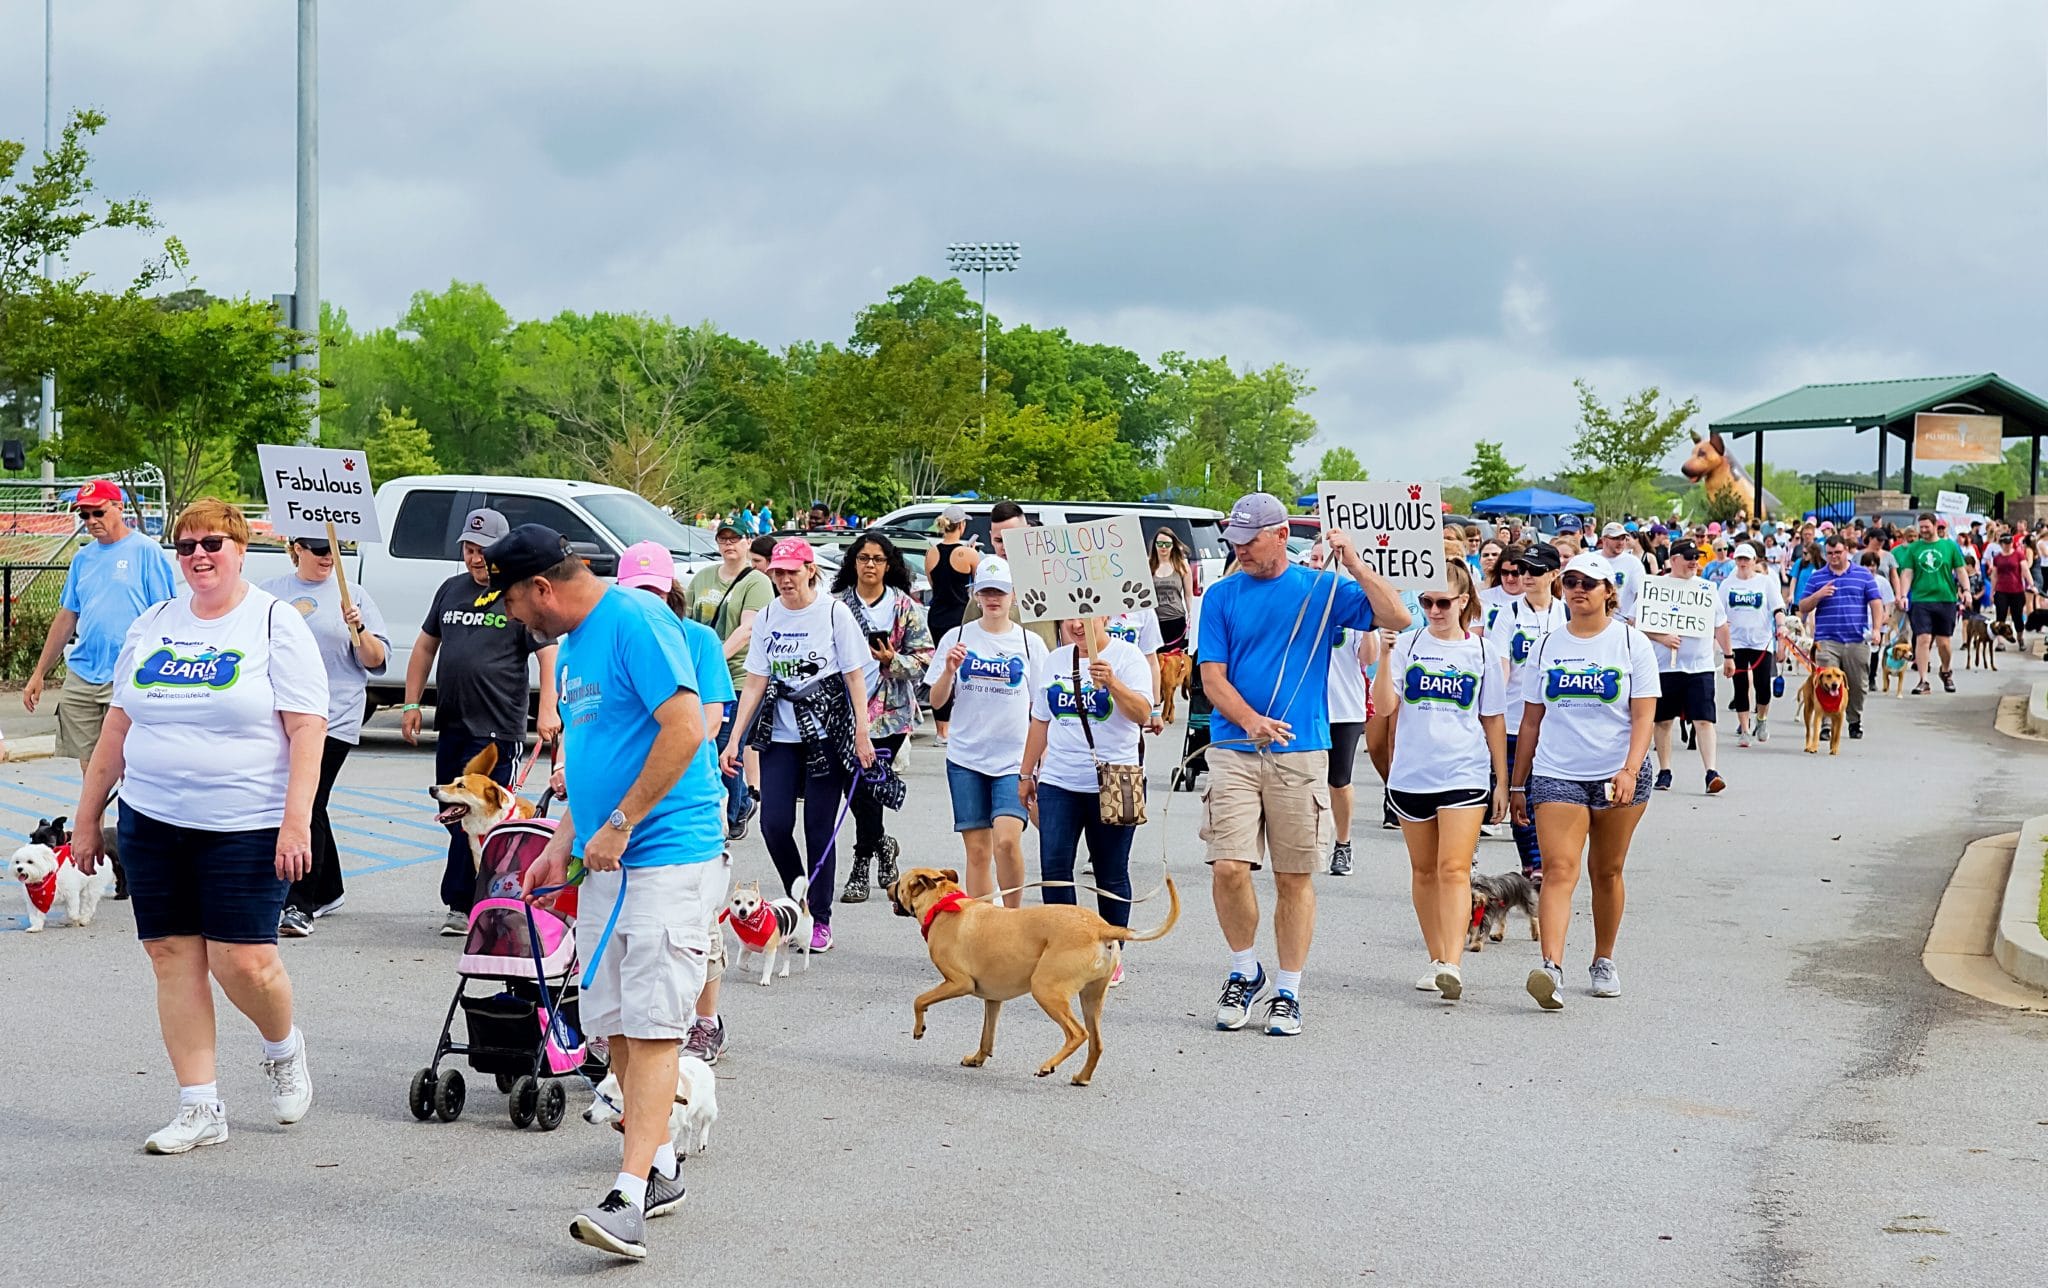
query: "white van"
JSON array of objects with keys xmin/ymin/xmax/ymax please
[{"xmin": 874, "ymin": 500, "xmax": 1228, "ymax": 642}]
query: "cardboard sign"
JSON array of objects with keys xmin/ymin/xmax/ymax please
[
  {"xmin": 1913, "ymin": 412, "xmax": 2003, "ymax": 465},
  {"xmin": 1934, "ymin": 490, "xmax": 1969, "ymax": 518},
  {"xmin": 1008, "ymin": 515, "xmax": 1154, "ymax": 622},
  {"xmin": 1318, "ymin": 480, "xmax": 1447, "ymax": 590},
  {"xmin": 257, "ymin": 445, "xmax": 381, "ymax": 542},
  {"xmin": 1635, "ymin": 575, "xmax": 1717, "ymax": 639}
]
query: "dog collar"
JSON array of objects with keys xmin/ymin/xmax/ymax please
[{"xmin": 920, "ymin": 891, "xmax": 972, "ymax": 940}]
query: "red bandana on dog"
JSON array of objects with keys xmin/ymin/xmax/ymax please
[
  {"xmin": 1817, "ymin": 685, "xmax": 1846, "ymax": 715},
  {"xmin": 24, "ymin": 843, "xmax": 69, "ymax": 915},
  {"xmin": 720, "ymin": 903, "xmax": 777, "ymax": 951},
  {"xmin": 920, "ymin": 890, "xmax": 972, "ymax": 940}
]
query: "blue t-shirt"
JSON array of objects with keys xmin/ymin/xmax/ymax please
[
  {"xmin": 60, "ymin": 531, "xmax": 177, "ymax": 683},
  {"xmin": 1198, "ymin": 565, "xmax": 1376, "ymax": 754},
  {"xmin": 677, "ymin": 615, "xmax": 737, "ymax": 717},
  {"xmin": 1804, "ymin": 564, "xmax": 1884, "ymax": 643},
  {"xmin": 558, "ymin": 587, "xmax": 725, "ymax": 868}
]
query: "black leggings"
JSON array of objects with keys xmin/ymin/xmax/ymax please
[
  {"xmin": 286, "ymin": 737, "xmax": 353, "ymax": 915},
  {"xmin": 1996, "ymin": 590, "xmax": 2027, "ymax": 644},
  {"xmin": 758, "ymin": 742, "xmax": 853, "ymax": 925},
  {"xmin": 851, "ymin": 732, "xmax": 908, "ymax": 860}
]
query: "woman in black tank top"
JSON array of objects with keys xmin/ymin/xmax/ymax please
[{"xmin": 925, "ymin": 511, "xmax": 979, "ymax": 740}]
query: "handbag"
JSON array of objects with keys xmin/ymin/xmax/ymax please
[{"xmin": 1073, "ymin": 650, "xmax": 1147, "ymax": 827}]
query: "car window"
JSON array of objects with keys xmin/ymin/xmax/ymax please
[
  {"xmin": 1182, "ymin": 517, "xmax": 1227, "ymax": 562},
  {"xmin": 391, "ymin": 489, "xmax": 461, "ymax": 559},
  {"xmin": 581, "ymin": 492, "xmax": 717, "ymax": 558},
  {"xmin": 483, "ymin": 493, "xmax": 603, "ymax": 547}
]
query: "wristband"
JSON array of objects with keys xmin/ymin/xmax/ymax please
[
  {"xmin": 1509, "ymin": 786, "xmax": 1528, "ymax": 794},
  {"xmin": 400, "ymin": 702, "xmax": 421, "ymax": 712}
]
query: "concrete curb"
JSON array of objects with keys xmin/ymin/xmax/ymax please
[
  {"xmin": 1992, "ymin": 813, "xmax": 2048, "ymax": 992},
  {"xmin": 2028, "ymin": 681, "xmax": 2048, "ymax": 737},
  {"xmin": 2, "ymin": 734, "xmax": 57, "ymax": 764},
  {"xmin": 1923, "ymin": 831, "xmax": 2048, "ymax": 1011}
]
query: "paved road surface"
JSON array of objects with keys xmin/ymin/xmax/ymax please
[{"xmin": 2, "ymin": 677, "xmax": 2045, "ymax": 1287}]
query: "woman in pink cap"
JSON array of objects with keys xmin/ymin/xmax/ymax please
[{"xmin": 721, "ymin": 538, "xmax": 875, "ymax": 952}]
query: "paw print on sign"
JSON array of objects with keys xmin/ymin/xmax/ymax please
[
  {"xmin": 1407, "ymin": 484, "xmax": 1422, "ymax": 501},
  {"xmin": 1120, "ymin": 580, "xmax": 1149, "ymax": 609},
  {"xmin": 1069, "ymin": 586, "xmax": 1102, "ymax": 615},
  {"xmin": 1019, "ymin": 589, "xmax": 1049, "ymax": 618},
  {"xmin": 1377, "ymin": 534, "xmax": 1391, "ymax": 547}
]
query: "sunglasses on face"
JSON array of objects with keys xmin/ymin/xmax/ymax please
[
  {"xmin": 174, "ymin": 535, "xmax": 230, "ymax": 556},
  {"xmin": 1418, "ymin": 595, "xmax": 1462, "ymax": 611},
  {"xmin": 1558, "ymin": 573, "xmax": 1602, "ymax": 591},
  {"xmin": 77, "ymin": 508, "xmax": 107, "ymax": 520}
]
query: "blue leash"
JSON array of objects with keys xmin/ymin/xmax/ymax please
[{"xmin": 517, "ymin": 887, "xmax": 583, "ymax": 1052}]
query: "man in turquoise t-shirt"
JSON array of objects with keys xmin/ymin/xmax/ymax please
[
  {"xmin": 1892, "ymin": 512, "xmax": 1970, "ymax": 693},
  {"xmin": 493, "ymin": 525, "xmax": 723, "ymax": 1262}
]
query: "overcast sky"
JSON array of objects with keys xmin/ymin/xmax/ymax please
[{"xmin": 5, "ymin": 1, "xmax": 2045, "ymax": 485}]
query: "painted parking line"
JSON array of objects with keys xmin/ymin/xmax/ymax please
[{"xmin": 43, "ymin": 770, "xmax": 451, "ymax": 841}]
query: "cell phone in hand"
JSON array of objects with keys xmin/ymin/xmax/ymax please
[{"xmin": 867, "ymin": 631, "xmax": 891, "ymax": 651}]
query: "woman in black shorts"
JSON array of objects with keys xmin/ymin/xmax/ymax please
[{"xmin": 1507, "ymin": 552, "xmax": 1660, "ymax": 1011}]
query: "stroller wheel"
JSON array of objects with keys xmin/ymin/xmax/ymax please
[
  {"xmin": 495, "ymin": 1071, "xmax": 519, "ymax": 1095},
  {"xmin": 536, "ymin": 1079, "xmax": 568, "ymax": 1132},
  {"xmin": 433, "ymin": 1067, "xmax": 466, "ymax": 1122},
  {"xmin": 407, "ymin": 1068, "xmax": 436, "ymax": 1122},
  {"xmin": 509, "ymin": 1075, "xmax": 539, "ymax": 1129}
]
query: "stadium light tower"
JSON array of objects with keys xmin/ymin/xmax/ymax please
[{"xmin": 944, "ymin": 242, "xmax": 1021, "ymax": 400}]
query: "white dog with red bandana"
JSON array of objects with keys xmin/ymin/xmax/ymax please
[{"xmin": 11, "ymin": 841, "xmax": 113, "ymax": 932}]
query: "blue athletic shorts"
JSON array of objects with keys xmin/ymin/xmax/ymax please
[{"xmin": 118, "ymin": 804, "xmax": 287, "ymax": 944}]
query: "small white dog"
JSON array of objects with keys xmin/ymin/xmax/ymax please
[
  {"xmin": 11, "ymin": 841, "xmax": 113, "ymax": 932},
  {"xmin": 582, "ymin": 1056, "xmax": 717, "ymax": 1155},
  {"xmin": 719, "ymin": 877, "xmax": 811, "ymax": 985}
]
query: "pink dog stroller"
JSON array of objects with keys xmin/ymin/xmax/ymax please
[{"xmin": 406, "ymin": 794, "xmax": 605, "ymax": 1131}]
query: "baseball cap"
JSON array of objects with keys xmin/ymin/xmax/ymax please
[
  {"xmin": 74, "ymin": 479, "xmax": 123, "ymax": 508},
  {"xmin": 936, "ymin": 504, "xmax": 969, "ymax": 530},
  {"xmin": 1221, "ymin": 492, "xmax": 1288, "ymax": 544},
  {"xmin": 617, "ymin": 540, "xmax": 676, "ymax": 593},
  {"xmin": 1707, "ymin": 521, "xmax": 1723, "ymax": 535},
  {"xmin": 484, "ymin": 524, "xmax": 569, "ymax": 590},
  {"xmin": 1600, "ymin": 522, "xmax": 1626, "ymax": 538},
  {"xmin": 767, "ymin": 537, "xmax": 816, "ymax": 570},
  {"xmin": 291, "ymin": 536, "xmax": 333, "ymax": 556},
  {"xmin": 1668, "ymin": 539, "xmax": 1703, "ymax": 560},
  {"xmin": 460, "ymin": 508, "xmax": 511, "ymax": 548},
  {"xmin": 970, "ymin": 555, "xmax": 1013, "ymax": 593},
  {"xmin": 1504, "ymin": 543, "xmax": 1561, "ymax": 573},
  {"xmin": 714, "ymin": 522, "xmax": 744, "ymax": 540},
  {"xmin": 1562, "ymin": 552, "xmax": 1616, "ymax": 582},
  {"xmin": 1624, "ymin": 521, "xmax": 1640, "ymax": 532},
  {"xmin": 1555, "ymin": 517, "xmax": 1582, "ymax": 533},
  {"xmin": 1733, "ymin": 542, "xmax": 1758, "ymax": 560}
]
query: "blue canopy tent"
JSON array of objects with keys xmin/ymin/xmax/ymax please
[{"xmin": 1470, "ymin": 487, "xmax": 1591, "ymax": 517}]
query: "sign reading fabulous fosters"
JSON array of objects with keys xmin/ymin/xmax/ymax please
[
  {"xmin": 1317, "ymin": 480, "xmax": 1448, "ymax": 591},
  {"xmin": 1008, "ymin": 514, "xmax": 1155, "ymax": 622}
]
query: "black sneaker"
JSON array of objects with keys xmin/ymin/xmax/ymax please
[
  {"xmin": 570, "ymin": 1190, "xmax": 646, "ymax": 1260},
  {"xmin": 725, "ymin": 789, "xmax": 758, "ymax": 842},
  {"xmin": 279, "ymin": 907, "xmax": 314, "ymax": 938},
  {"xmin": 645, "ymin": 1164, "xmax": 686, "ymax": 1219},
  {"xmin": 1848, "ymin": 723, "xmax": 1863, "ymax": 740},
  {"xmin": 1328, "ymin": 841, "xmax": 1353, "ymax": 877},
  {"xmin": 1215, "ymin": 966, "xmax": 1267, "ymax": 1030},
  {"xmin": 1654, "ymin": 769, "xmax": 1673, "ymax": 792},
  {"xmin": 1941, "ymin": 671, "xmax": 1955, "ymax": 693},
  {"xmin": 1704, "ymin": 770, "xmax": 1726, "ymax": 795}
]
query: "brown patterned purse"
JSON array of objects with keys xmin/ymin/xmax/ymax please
[{"xmin": 1073, "ymin": 650, "xmax": 1147, "ymax": 827}]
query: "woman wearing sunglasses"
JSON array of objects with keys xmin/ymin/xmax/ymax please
[
  {"xmin": 71, "ymin": 499, "xmax": 330, "ymax": 1153},
  {"xmin": 1507, "ymin": 551, "xmax": 1660, "ymax": 1010},
  {"xmin": 1372, "ymin": 560, "xmax": 1507, "ymax": 1001}
]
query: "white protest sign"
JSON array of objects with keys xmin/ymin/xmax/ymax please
[
  {"xmin": 1934, "ymin": 490, "xmax": 1969, "ymax": 518},
  {"xmin": 1318, "ymin": 480, "xmax": 1447, "ymax": 590},
  {"xmin": 1007, "ymin": 515, "xmax": 1154, "ymax": 622},
  {"xmin": 257, "ymin": 445, "xmax": 381, "ymax": 542},
  {"xmin": 1635, "ymin": 574, "xmax": 1717, "ymax": 638}
]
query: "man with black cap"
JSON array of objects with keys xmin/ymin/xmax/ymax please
[
  {"xmin": 496, "ymin": 525, "xmax": 728, "ymax": 1261},
  {"xmin": 401, "ymin": 507, "xmax": 561, "ymax": 935},
  {"xmin": 1646, "ymin": 539, "xmax": 1732, "ymax": 795}
]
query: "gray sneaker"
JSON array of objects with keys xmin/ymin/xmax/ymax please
[
  {"xmin": 570, "ymin": 1190, "xmax": 646, "ymax": 1259},
  {"xmin": 682, "ymin": 1016, "xmax": 726, "ymax": 1066},
  {"xmin": 1753, "ymin": 716, "xmax": 1769, "ymax": 743},
  {"xmin": 1527, "ymin": 960, "xmax": 1565, "ymax": 1011},
  {"xmin": 278, "ymin": 907, "xmax": 314, "ymax": 938},
  {"xmin": 1589, "ymin": 957, "xmax": 1622, "ymax": 998},
  {"xmin": 439, "ymin": 909, "xmax": 469, "ymax": 937},
  {"xmin": 1328, "ymin": 841, "xmax": 1353, "ymax": 877},
  {"xmin": 645, "ymin": 1165, "xmax": 686, "ymax": 1219}
]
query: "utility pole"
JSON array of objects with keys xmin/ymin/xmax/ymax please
[
  {"xmin": 296, "ymin": 0, "xmax": 320, "ymax": 443},
  {"xmin": 943, "ymin": 242, "xmax": 1020, "ymax": 424},
  {"xmin": 38, "ymin": 0, "xmax": 56, "ymax": 484}
]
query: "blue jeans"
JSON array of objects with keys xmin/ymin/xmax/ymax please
[
  {"xmin": 1505, "ymin": 733, "xmax": 1542, "ymax": 878},
  {"xmin": 1036, "ymin": 782, "xmax": 1135, "ymax": 929},
  {"xmin": 720, "ymin": 704, "xmax": 751, "ymax": 824},
  {"xmin": 437, "ymin": 730, "xmax": 522, "ymax": 912}
]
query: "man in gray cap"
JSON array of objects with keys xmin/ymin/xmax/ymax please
[
  {"xmin": 1597, "ymin": 522, "xmax": 1647, "ymax": 622},
  {"xmin": 1199, "ymin": 492, "xmax": 1408, "ymax": 1037},
  {"xmin": 401, "ymin": 507, "xmax": 562, "ymax": 935}
]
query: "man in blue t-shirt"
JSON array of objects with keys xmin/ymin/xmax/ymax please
[
  {"xmin": 1796, "ymin": 535, "xmax": 1886, "ymax": 739},
  {"xmin": 25, "ymin": 480, "xmax": 176, "ymax": 814},
  {"xmin": 1198, "ymin": 492, "xmax": 1409, "ymax": 1037},
  {"xmin": 494, "ymin": 525, "xmax": 723, "ymax": 1261}
]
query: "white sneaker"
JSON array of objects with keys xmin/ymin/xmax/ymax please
[
  {"xmin": 1416, "ymin": 961, "xmax": 1445, "ymax": 991},
  {"xmin": 1589, "ymin": 957, "xmax": 1622, "ymax": 998},
  {"xmin": 145, "ymin": 1102, "xmax": 228, "ymax": 1155},
  {"xmin": 312, "ymin": 894, "xmax": 345, "ymax": 918},
  {"xmin": 1434, "ymin": 962, "xmax": 1463, "ymax": 1000},
  {"xmin": 263, "ymin": 1041, "xmax": 313, "ymax": 1124},
  {"xmin": 1479, "ymin": 823, "xmax": 1501, "ymax": 839}
]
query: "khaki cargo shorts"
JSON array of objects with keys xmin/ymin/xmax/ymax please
[
  {"xmin": 577, "ymin": 855, "xmax": 727, "ymax": 1041},
  {"xmin": 55, "ymin": 674, "xmax": 115, "ymax": 763},
  {"xmin": 1200, "ymin": 747, "xmax": 1331, "ymax": 874}
]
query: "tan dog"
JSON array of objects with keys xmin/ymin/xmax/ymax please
[
  {"xmin": 429, "ymin": 744, "xmax": 535, "ymax": 865},
  {"xmin": 886, "ymin": 867, "xmax": 1180, "ymax": 1086},
  {"xmin": 1881, "ymin": 640, "xmax": 1914, "ymax": 695},
  {"xmin": 1157, "ymin": 651, "xmax": 1193, "ymax": 725},
  {"xmin": 1799, "ymin": 666, "xmax": 1848, "ymax": 755}
]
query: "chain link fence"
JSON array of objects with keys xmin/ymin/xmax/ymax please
[{"xmin": 0, "ymin": 562, "xmax": 76, "ymax": 682}]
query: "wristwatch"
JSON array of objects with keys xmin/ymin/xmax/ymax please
[{"xmin": 604, "ymin": 808, "xmax": 633, "ymax": 833}]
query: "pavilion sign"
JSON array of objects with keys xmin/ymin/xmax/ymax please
[{"xmin": 1913, "ymin": 412, "xmax": 2003, "ymax": 464}]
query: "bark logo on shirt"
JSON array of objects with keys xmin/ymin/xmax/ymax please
[
  {"xmin": 961, "ymin": 651, "xmax": 1027, "ymax": 686},
  {"xmin": 135, "ymin": 646, "xmax": 245, "ymax": 690},
  {"xmin": 1107, "ymin": 620, "xmax": 1140, "ymax": 644},
  {"xmin": 1046, "ymin": 680, "xmax": 1113, "ymax": 720},
  {"xmin": 1510, "ymin": 629, "xmax": 1537, "ymax": 664},
  {"xmin": 1544, "ymin": 665, "xmax": 1622, "ymax": 703},
  {"xmin": 1402, "ymin": 664, "xmax": 1479, "ymax": 709},
  {"xmin": 1726, "ymin": 590, "xmax": 1766, "ymax": 611}
]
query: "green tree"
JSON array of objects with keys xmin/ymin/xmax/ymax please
[
  {"xmin": 1316, "ymin": 446, "xmax": 1366, "ymax": 482},
  {"xmin": 388, "ymin": 281, "xmax": 517, "ymax": 472},
  {"xmin": 1154, "ymin": 355, "xmax": 1317, "ymax": 506},
  {"xmin": 1465, "ymin": 439, "xmax": 1521, "ymax": 499},
  {"xmin": 362, "ymin": 403, "xmax": 441, "ymax": 481},
  {"xmin": 991, "ymin": 324, "xmax": 1162, "ymax": 458},
  {"xmin": 1563, "ymin": 379, "xmax": 1698, "ymax": 517},
  {"xmin": 943, "ymin": 403, "xmax": 1139, "ymax": 501}
]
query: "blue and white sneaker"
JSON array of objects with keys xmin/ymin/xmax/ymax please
[
  {"xmin": 1214, "ymin": 966, "xmax": 1267, "ymax": 1030},
  {"xmin": 1263, "ymin": 991, "xmax": 1302, "ymax": 1036}
]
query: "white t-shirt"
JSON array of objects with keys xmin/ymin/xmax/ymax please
[
  {"xmin": 113, "ymin": 587, "xmax": 329, "ymax": 830},
  {"xmin": 745, "ymin": 593, "xmax": 868, "ymax": 743},
  {"xmin": 1385, "ymin": 629, "xmax": 1506, "ymax": 793},
  {"xmin": 1031, "ymin": 640, "xmax": 1153, "ymax": 794},
  {"xmin": 924, "ymin": 620, "xmax": 1045, "ymax": 776},
  {"xmin": 1606, "ymin": 550, "xmax": 1649, "ymax": 621},
  {"xmin": 1527, "ymin": 620, "xmax": 1661, "ymax": 780},
  {"xmin": 1487, "ymin": 594, "xmax": 1567, "ymax": 736},
  {"xmin": 1326, "ymin": 626, "xmax": 1368, "ymax": 725},
  {"xmin": 1719, "ymin": 571, "xmax": 1784, "ymax": 652},
  {"xmin": 1649, "ymin": 576, "xmax": 1729, "ymax": 673},
  {"xmin": 1478, "ymin": 585, "xmax": 1516, "ymax": 634},
  {"xmin": 846, "ymin": 587, "xmax": 901, "ymax": 693},
  {"xmin": 1105, "ymin": 608, "xmax": 1162, "ymax": 655}
]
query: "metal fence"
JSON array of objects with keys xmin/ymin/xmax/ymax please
[{"xmin": 1, "ymin": 562, "xmax": 74, "ymax": 678}]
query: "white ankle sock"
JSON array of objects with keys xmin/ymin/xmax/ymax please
[
  {"xmin": 1275, "ymin": 969, "xmax": 1302, "ymax": 996},
  {"xmin": 652, "ymin": 1142, "xmax": 678, "ymax": 1179},
  {"xmin": 261, "ymin": 1027, "xmax": 302, "ymax": 1063},
  {"xmin": 1229, "ymin": 948, "xmax": 1260, "ymax": 979},
  {"xmin": 179, "ymin": 1082, "xmax": 220, "ymax": 1109},
  {"xmin": 615, "ymin": 1171, "xmax": 648, "ymax": 1209}
]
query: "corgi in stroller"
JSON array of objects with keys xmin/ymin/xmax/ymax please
[{"xmin": 407, "ymin": 793, "xmax": 606, "ymax": 1131}]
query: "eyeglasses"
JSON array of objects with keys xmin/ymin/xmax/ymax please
[
  {"xmin": 854, "ymin": 553, "xmax": 889, "ymax": 565},
  {"xmin": 77, "ymin": 508, "xmax": 106, "ymax": 520},
  {"xmin": 1558, "ymin": 573, "xmax": 1603, "ymax": 591},
  {"xmin": 1499, "ymin": 567, "xmax": 1526, "ymax": 577},
  {"xmin": 1418, "ymin": 595, "xmax": 1461, "ymax": 611},
  {"xmin": 174, "ymin": 535, "xmax": 230, "ymax": 556}
]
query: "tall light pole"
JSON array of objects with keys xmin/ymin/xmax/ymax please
[
  {"xmin": 943, "ymin": 242, "xmax": 1020, "ymax": 403},
  {"xmin": 295, "ymin": 0, "xmax": 320, "ymax": 443},
  {"xmin": 38, "ymin": 0, "xmax": 56, "ymax": 484}
]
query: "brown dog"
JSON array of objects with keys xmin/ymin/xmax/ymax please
[
  {"xmin": 1157, "ymin": 651, "xmax": 1193, "ymax": 725},
  {"xmin": 1964, "ymin": 616, "xmax": 1996, "ymax": 671},
  {"xmin": 1799, "ymin": 666, "xmax": 1848, "ymax": 755},
  {"xmin": 429, "ymin": 744, "xmax": 535, "ymax": 866},
  {"xmin": 886, "ymin": 867, "xmax": 1179, "ymax": 1086}
]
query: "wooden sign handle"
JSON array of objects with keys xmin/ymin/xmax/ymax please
[{"xmin": 327, "ymin": 520, "xmax": 363, "ymax": 645}]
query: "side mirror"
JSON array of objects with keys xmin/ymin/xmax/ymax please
[{"xmin": 568, "ymin": 541, "xmax": 619, "ymax": 579}]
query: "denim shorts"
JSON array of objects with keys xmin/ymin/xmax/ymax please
[
  {"xmin": 946, "ymin": 761, "xmax": 1027, "ymax": 832},
  {"xmin": 118, "ymin": 803, "xmax": 288, "ymax": 944}
]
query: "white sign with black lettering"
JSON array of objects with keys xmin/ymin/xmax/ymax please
[
  {"xmin": 257, "ymin": 445, "xmax": 381, "ymax": 542},
  {"xmin": 1935, "ymin": 490, "xmax": 1969, "ymax": 518},
  {"xmin": 1635, "ymin": 575, "xmax": 1717, "ymax": 638},
  {"xmin": 1317, "ymin": 480, "xmax": 1447, "ymax": 590}
]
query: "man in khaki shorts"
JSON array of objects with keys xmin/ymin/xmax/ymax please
[{"xmin": 1197, "ymin": 493, "xmax": 1406, "ymax": 1037}]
